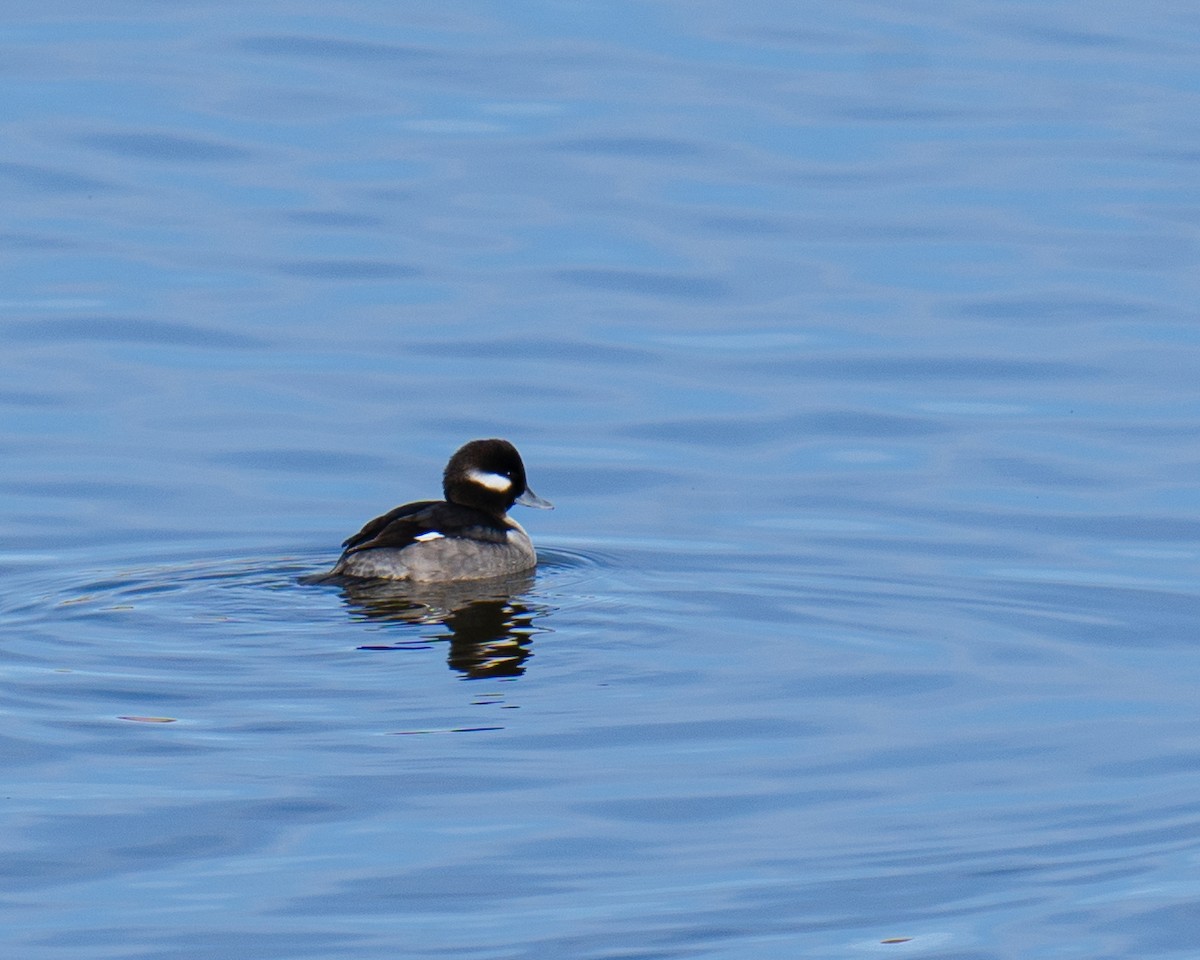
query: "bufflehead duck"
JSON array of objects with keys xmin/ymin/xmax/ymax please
[{"xmin": 329, "ymin": 438, "xmax": 552, "ymax": 582}]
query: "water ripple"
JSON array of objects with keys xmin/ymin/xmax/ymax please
[
  {"xmin": 0, "ymin": 160, "xmax": 111, "ymax": 194},
  {"xmin": 553, "ymin": 267, "xmax": 731, "ymax": 300},
  {"xmin": 76, "ymin": 131, "xmax": 252, "ymax": 163},
  {"xmin": 1, "ymin": 317, "xmax": 267, "ymax": 349}
]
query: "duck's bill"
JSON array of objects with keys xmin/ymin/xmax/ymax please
[{"xmin": 516, "ymin": 487, "xmax": 554, "ymax": 510}]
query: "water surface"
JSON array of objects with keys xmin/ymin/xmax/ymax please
[{"xmin": 4, "ymin": 2, "xmax": 1200, "ymax": 958}]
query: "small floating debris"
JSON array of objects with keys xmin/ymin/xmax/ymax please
[
  {"xmin": 117, "ymin": 716, "xmax": 177, "ymax": 724},
  {"xmin": 387, "ymin": 726, "xmax": 504, "ymax": 735},
  {"xmin": 881, "ymin": 938, "xmax": 913, "ymax": 945}
]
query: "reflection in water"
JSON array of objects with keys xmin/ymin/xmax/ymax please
[{"xmin": 333, "ymin": 573, "xmax": 548, "ymax": 678}]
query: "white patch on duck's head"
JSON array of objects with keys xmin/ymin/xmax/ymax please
[
  {"xmin": 414, "ymin": 531, "xmax": 446, "ymax": 542},
  {"xmin": 466, "ymin": 469, "xmax": 513, "ymax": 493}
]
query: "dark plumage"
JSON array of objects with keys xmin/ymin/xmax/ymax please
[{"xmin": 329, "ymin": 439, "xmax": 552, "ymax": 582}]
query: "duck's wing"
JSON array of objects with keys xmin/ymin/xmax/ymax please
[
  {"xmin": 341, "ymin": 500, "xmax": 438, "ymax": 553},
  {"xmin": 341, "ymin": 501, "xmax": 507, "ymax": 554}
]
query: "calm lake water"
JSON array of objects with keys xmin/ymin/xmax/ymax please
[{"xmin": 4, "ymin": 3, "xmax": 1200, "ymax": 958}]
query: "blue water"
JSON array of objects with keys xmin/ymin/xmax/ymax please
[{"xmin": 4, "ymin": 3, "xmax": 1200, "ymax": 958}]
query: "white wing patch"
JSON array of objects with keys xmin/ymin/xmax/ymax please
[
  {"xmin": 467, "ymin": 469, "xmax": 513, "ymax": 493},
  {"xmin": 414, "ymin": 531, "xmax": 446, "ymax": 542}
]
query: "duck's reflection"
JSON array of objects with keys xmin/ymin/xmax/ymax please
[{"xmin": 334, "ymin": 573, "xmax": 547, "ymax": 678}]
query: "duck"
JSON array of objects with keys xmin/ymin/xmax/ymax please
[{"xmin": 328, "ymin": 438, "xmax": 552, "ymax": 582}]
